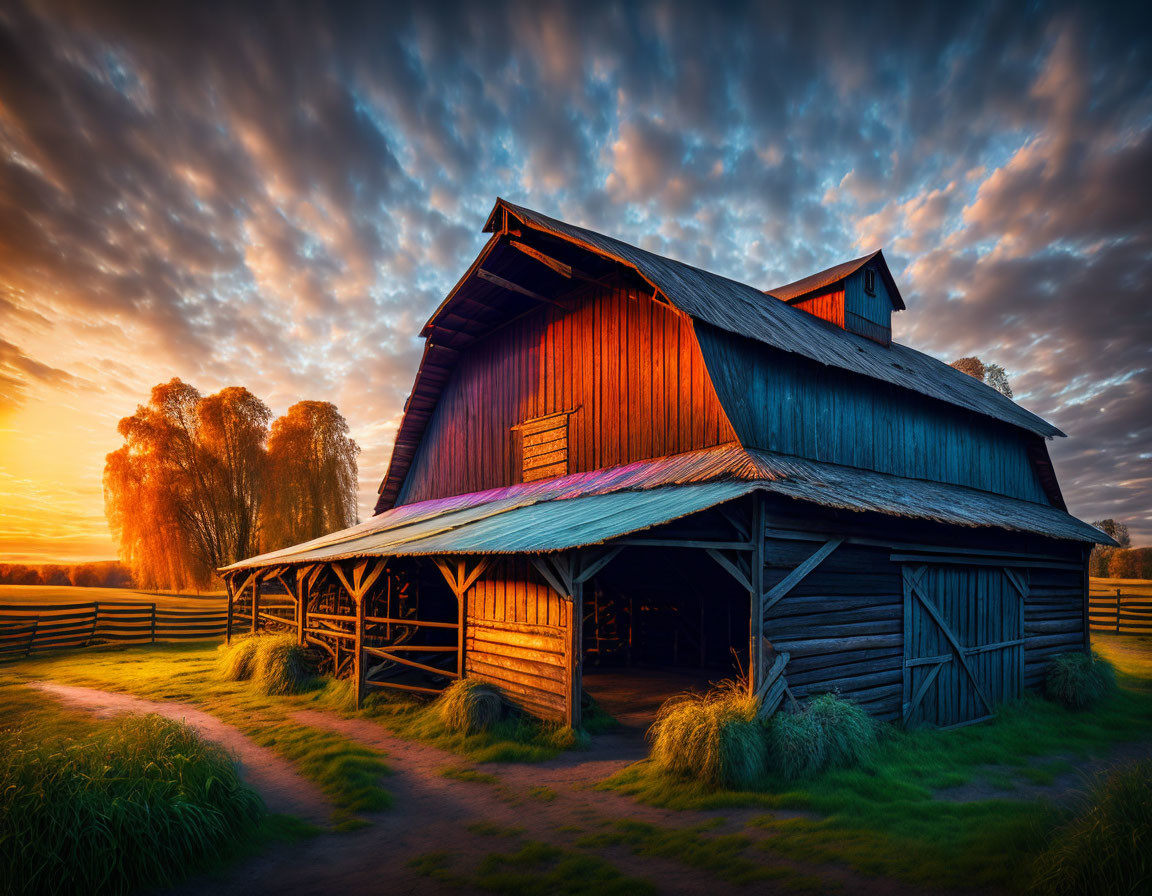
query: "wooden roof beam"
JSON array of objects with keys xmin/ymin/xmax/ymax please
[{"xmin": 476, "ymin": 268, "xmax": 567, "ymax": 308}]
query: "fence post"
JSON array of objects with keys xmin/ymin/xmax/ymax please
[
  {"xmin": 1117, "ymin": 588, "xmax": 1122, "ymax": 634},
  {"xmin": 151, "ymin": 603, "xmax": 157, "ymax": 643},
  {"xmin": 26, "ymin": 617, "xmax": 38, "ymax": 657},
  {"xmin": 89, "ymin": 602, "xmax": 99, "ymax": 647}
]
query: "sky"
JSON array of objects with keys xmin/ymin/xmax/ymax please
[{"xmin": 1, "ymin": 0, "xmax": 1150, "ymax": 564}]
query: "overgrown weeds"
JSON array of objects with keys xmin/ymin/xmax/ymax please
[
  {"xmin": 1031, "ymin": 758, "xmax": 1152, "ymax": 895},
  {"xmin": 1044, "ymin": 651, "xmax": 1116, "ymax": 710},
  {"xmin": 0, "ymin": 712, "xmax": 265, "ymax": 895},
  {"xmin": 647, "ymin": 680, "xmax": 765, "ymax": 790}
]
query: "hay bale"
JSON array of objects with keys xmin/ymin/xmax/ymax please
[
  {"xmin": 252, "ymin": 634, "xmax": 311, "ymax": 696},
  {"xmin": 216, "ymin": 634, "xmax": 260, "ymax": 681}
]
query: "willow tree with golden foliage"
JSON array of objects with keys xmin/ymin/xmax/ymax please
[
  {"xmin": 104, "ymin": 379, "xmax": 272, "ymax": 590},
  {"xmin": 261, "ymin": 401, "xmax": 360, "ymax": 552},
  {"xmin": 105, "ymin": 381, "xmax": 360, "ymax": 589}
]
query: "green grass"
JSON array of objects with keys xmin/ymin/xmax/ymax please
[
  {"xmin": 0, "ymin": 681, "xmax": 297, "ymax": 895},
  {"xmin": 2, "ymin": 642, "xmax": 392, "ymax": 828},
  {"xmin": 1043, "ymin": 651, "xmax": 1117, "ymax": 710},
  {"xmin": 766, "ymin": 693, "xmax": 878, "ymax": 781},
  {"xmin": 439, "ymin": 764, "xmax": 501, "ymax": 784},
  {"xmin": 1030, "ymin": 757, "xmax": 1152, "ymax": 895},
  {"xmin": 577, "ymin": 818, "xmax": 825, "ymax": 889},
  {"xmin": 603, "ymin": 634, "xmax": 1152, "ymax": 891},
  {"xmin": 473, "ymin": 840, "xmax": 656, "ymax": 896}
]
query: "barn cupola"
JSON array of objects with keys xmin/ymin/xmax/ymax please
[{"xmin": 765, "ymin": 250, "xmax": 905, "ymax": 346}]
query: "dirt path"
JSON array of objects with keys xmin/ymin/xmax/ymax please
[{"xmin": 29, "ymin": 681, "xmax": 331, "ymax": 825}]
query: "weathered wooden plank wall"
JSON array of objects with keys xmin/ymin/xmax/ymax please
[
  {"xmin": 843, "ymin": 268, "xmax": 893, "ymax": 345},
  {"xmin": 759, "ymin": 499, "xmax": 1087, "ymax": 725},
  {"xmin": 465, "ymin": 557, "xmax": 571, "ymax": 721},
  {"xmin": 399, "ymin": 284, "xmax": 736, "ymax": 504},
  {"xmin": 697, "ymin": 324, "xmax": 1049, "ymax": 504},
  {"xmin": 1023, "ymin": 563, "xmax": 1088, "ymax": 690},
  {"xmin": 764, "ymin": 538, "xmax": 905, "ymax": 721}
]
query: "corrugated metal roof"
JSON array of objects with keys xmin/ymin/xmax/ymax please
[
  {"xmin": 486, "ymin": 200, "xmax": 1061, "ymax": 438},
  {"xmin": 227, "ymin": 446, "xmax": 1110, "ymax": 571},
  {"xmin": 222, "ymin": 479, "xmax": 758, "ymax": 569}
]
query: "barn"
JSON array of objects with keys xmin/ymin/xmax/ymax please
[{"xmin": 221, "ymin": 198, "xmax": 1111, "ymax": 730}]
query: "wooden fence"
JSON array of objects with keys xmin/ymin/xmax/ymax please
[
  {"xmin": 0, "ymin": 601, "xmax": 228, "ymax": 659},
  {"xmin": 1089, "ymin": 587, "xmax": 1152, "ymax": 635}
]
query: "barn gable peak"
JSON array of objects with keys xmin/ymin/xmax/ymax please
[{"xmin": 765, "ymin": 250, "xmax": 904, "ymax": 346}]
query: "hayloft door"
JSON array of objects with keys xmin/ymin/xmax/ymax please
[{"xmin": 902, "ymin": 564, "xmax": 1026, "ymax": 728}]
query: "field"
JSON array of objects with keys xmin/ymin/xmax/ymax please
[
  {"xmin": 0, "ymin": 584, "xmax": 226, "ymax": 608},
  {"xmin": 1, "ymin": 584, "xmax": 1150, "ymax": 894}
]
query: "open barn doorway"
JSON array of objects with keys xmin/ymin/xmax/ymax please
[{"xmin": 580, "ymin": 545, "xmax": 750, "ymax": 733}]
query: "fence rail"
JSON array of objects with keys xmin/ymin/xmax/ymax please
[
  {"xmin": 1089, "ymin": 587, "xmax": 1152, "ymax": 635},
  {"xmin": 0, "ymin": 601, "xmax": 227, "ymax": 658}
]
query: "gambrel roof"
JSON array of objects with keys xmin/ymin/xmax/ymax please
[{"xmin": 378, "ymin": 199, "xmax": 1063, "ymax": 512}]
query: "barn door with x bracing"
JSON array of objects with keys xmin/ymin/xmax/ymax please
[{"xmin": 902, "ymin": 564, "xmax": 1026, "ymax": 728}]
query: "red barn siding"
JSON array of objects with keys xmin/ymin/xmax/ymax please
[
  {"xmin": 398, "ymin": 283, "xmax": 737, "ymax": 503},
  {"xmin": 465, "ymin": 558, "xmax": 571, "ymax": 721},
  {"xmin": 791, "ymin": 288, "xmax": 845, "ymax": 328}
]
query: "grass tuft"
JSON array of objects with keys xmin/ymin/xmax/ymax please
[
  {"xmin": 647, "ymin": 680, "xmax": 765, "ymax": 790},
  {"xmin": 766, "ymin": 693, "xmax": 877, "ymax": 781},
  {"xmin": 0, "ymin": 712, "xmax": 265, "ymax": 895},
  {"xmin": 1044, "ymin": 651, "xmax": 1117, "ymax": 710},
  {"xmin": 252, "ymin": 634, "xmax": 312, "ymax": 696},
  {"xmin": 1031, "ymin": 758, "xmax": 1152, "ymax": 895},
  {"xmin": 217, "ymin": 634, "xmax": 261, "ymax": 681},
  {"xmin": 436, "ymin": 679, "xmax": 505, "ymax": 735}
]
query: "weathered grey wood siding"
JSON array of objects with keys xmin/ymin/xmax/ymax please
[
  {"xmin": 697, "ymin": 325, "xmax": 1049, "ymax": 504},
  {"xmin": 465, "ymin": 558, "xmax": 571, "ymax": 721},
  {"xmin": 764, "ymin": 537, "xmax": 904, "ymax": 721},
  {"xmin": 760, "ymin": 500, "xmax": 1087, "ymax": 726},
  {"xmin": 1024, "ymin": 558, "xmax": 1088, "ymax": 691},
  {"xmin": 843, "ymin": 268, "xmax": 893, "ymax": 345},
  {"xmin": 399, "ymin": 285, "xmax": 736, "ymax": 504}
]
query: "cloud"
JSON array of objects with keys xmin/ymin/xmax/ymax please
[{"xmin": 0, "ymin": 0, "xmax": 1150, "ymax": 555}]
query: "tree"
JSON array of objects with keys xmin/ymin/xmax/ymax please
[
  {"xmin": 262, "ymin": 401, "xmax": 360, "ymax": 552},
  {"xmin": 104, "ymin": 379, "xmax": 272, "ymax": 590},
  {"xmin": 950, "ymin": 356, "xmax": 1014, "ymax": 398},
  {"xmin": 1089, "ymin": 519, "xmax": 1131, "ymax": 577},
  {"xmin": 104, "ymin": 381, "xmax": 360, "ymax": 590},
  {"xmin": 950, "ymin": 357, "xmax": 985, "ymax": 380}
]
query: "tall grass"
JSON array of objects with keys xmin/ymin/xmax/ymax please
[
  {"xmin": 1031, "ymin": 759, "xmax": 1152, "ymax": 895},
  {"xmin": 217, "ymin": 634, "xmax": 260, "ymax": 681},
  {"xmin": 436, "ymin": 679, "xmax": 505, "ymax": 735},
  {"xmin": 647, "ymin": 681, "xmax": 765, "ymax": 790},
  {"xmin": 252, "ymin": 634, "xmax": 311, "ymax": 696},
  {"xmin": 1044, "ymin": 651, "xmax": 1117, "ymax": 710},
  {"xmin": 0, "ymin": 713, "xmax": 264, "ymax": 895},
  {"xmin": 217, "ymin": 634, "xmax": 312, "ymax": 695}
]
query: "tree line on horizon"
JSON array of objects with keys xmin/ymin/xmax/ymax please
[
  {"xmin": 104, "ymin": 379, "xmax": 360, "ymax": 591},
  {"xmin": 0, "ymin": 561, "xmax": 134, "ymax": 589}
]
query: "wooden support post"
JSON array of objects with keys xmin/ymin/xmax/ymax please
[
  {"xmin": 251, "ymin": 574, "xmax": 260, "ymax": 635},
  {"xmin": 571, "ymin": 572, "xmax": 584, "ymax": 730},
  {"xmin": 354, "ymin": 588, "xmax": 366, "ymax": 709},
  {"xmin": 150, "ymin": 602, "xmax": 157, "ymax": 644},
  {"xmin": 225, "ymin": 576, "xmax": 234, "ymax": 645},
  {"xmin": 749, "ymin": 493, "xmax": 765, "ymax": 694},
  {"xmin": 433, "ymin": 556, "xmax": 490, "ymax": 687}
]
